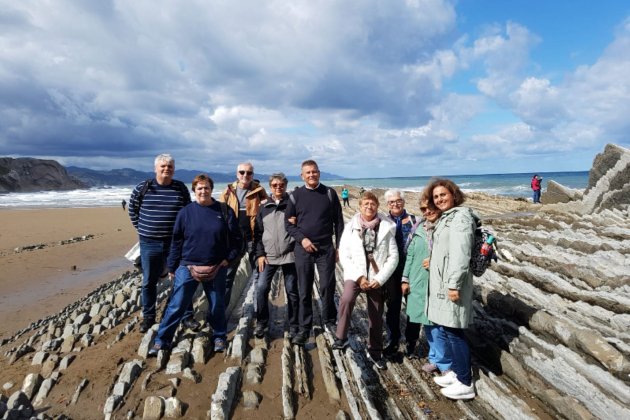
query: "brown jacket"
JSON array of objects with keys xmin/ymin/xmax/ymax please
[{"xmin": 220, "ymin": 180, "xmax": 268, "ymax": 238}]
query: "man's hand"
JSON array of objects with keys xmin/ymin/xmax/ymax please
[
  {"xmin": 301, "ymin": 238, "xmax": 318, "ymax": 253},
  {"xmin": 220, "ymin": 259, "xmax": 229, "ymax": 267},
  {"xmin": 257, "ymin": 256, "xmax": 268, "ymax": 272},
  {"xmin": 448, "ymin": 289, "xmax": 460, "ymax": 302},
  {"xmin": 168, "ymin": 272, "xmax": 175, "ymax": 281},
  {"xmin": 401, "ymin": 282, "xmax": 410, "ymax": 295}
]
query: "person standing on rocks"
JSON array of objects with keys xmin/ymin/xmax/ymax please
[
  {"xmin": 341, "ymin": 187, "xmax": 350, "ymax": 207},
  {"xmin": 128, "ymin": 154, "xmax": 192, "ymax": 333},
  {"xmin": 531, "ymin": 174, "xmax": 542, "ymax": 203},
  {"xmin": 252, "ymin": 173, "xmax": 299, "ymax": 339},
  {"xmin": 220, "ymin": 162, "xmax": 268, "ymax": 306},
  {"xmin": 425, "ymin": 178, "xmax": 477, "ymax": 400},
  {"xmin": 402, "ymin": 195, "xmax": 452, "ymax": 374},
  {"xmin": 148, "ymin": 174, "xmax": 242, "ymax": 356},
  {"xmin": 285, "ymin": 159, "xmax": 345, "ymax": 346},
  {"xmin": 333, "ymin": 191, "xmax": 398, "ymax": 370},
  {"xmin": 383, "ymin": 189, "xmax": 416, "ymax": 358}
]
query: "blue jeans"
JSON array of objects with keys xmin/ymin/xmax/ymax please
[
  {"xmin": 424, "ymin": 324, "xmax": 453, "ymax": 372},
  {"xmin": 256, "ymin": 262, "xmax": 299, "ymax": 331},
  {"xmin": 139, "ymin": 236, "xmax": 171, "ymax": 321},
  {"xmin": 434, "ymin": 325, "xmax": 471, "ymax": 386},
  {"xmin": 155, "ymin": 265, "xmax": 228, "ymax": 348},
  {"xmin": 533, "ymin": 189, "xmax": 541, "ymax": 203}
]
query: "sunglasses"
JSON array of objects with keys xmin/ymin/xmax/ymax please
[
  {"xmin": 238, "ymin": 170, "xmax": 253, "ymax": 176},
  {"xmin": 420, "ymin": 206, "xmax": 434, "ymax": 213},
  {"xmin": 270, "ymin": 183, "xmax": 286, "ymax": 188}
]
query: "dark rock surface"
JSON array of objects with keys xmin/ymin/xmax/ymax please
[{"xmin": 0, "ymin": 157, "xmax": 86, "ymax": 193}]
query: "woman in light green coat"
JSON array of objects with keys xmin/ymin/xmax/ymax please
[
  {"xmin": 425, "ymin": 178, "xmax": 477, "ymax": 401},
  {"xmin": 401, "ymin": 197, "xmax": 452, "ymax": 374}
]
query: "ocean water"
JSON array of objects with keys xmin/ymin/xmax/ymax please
[{"xmin": 0, "ymin": 171, "xmax": 589, "ymax": 209}]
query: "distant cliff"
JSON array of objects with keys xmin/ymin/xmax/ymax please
[{"xmin": 0, "ymin": 157, "xmax": 87, "ymax": 193}]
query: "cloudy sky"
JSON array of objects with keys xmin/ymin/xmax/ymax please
[{"xmin": 1, "ymin": 0, "xmax": 628, "ymax": 178}]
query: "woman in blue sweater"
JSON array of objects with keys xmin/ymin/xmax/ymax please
[{"xmin": 149, "ymin": 174, "xmax": 242, "ymax": 355}]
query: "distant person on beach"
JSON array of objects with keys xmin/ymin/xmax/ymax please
[
  {"xmin": 128, "ymin": 154, "xmax": 192, "ymax": 333},
  {"xmin": 402, "ymin": 195, "xmax": 452, "ymax": 374},
  {"xmin": 285, "ymin": 159, "xmax": 344, "ymax": 346},
  {"xmin": 383, "ymin": 189, "xmax": 416, "ymax": 358},
  {"xmin": 121, "ymin": 199, "xmax": 126, "ymax": 211},
  {"xmin": 341, "ymin": 187, "xmax": 350, "ymax": 207},
  {"xmin": 252, "ymin": 173, "xmax": 298, "ymax": 339},
  {"xmin": 359, "ymin": 187, "xmax": 365, "ymax": 196},
  {"xmin": 220, "ymin": 162, "xmax": 268, "ymax": 307},
  {"xmin": 333, "ymin": 191, "xmax": 398, "ymax": 370},
  {"xmin": 148, "ymin": 174, "xmax": 242, "ymax": 356},
  {"xmin": 531, "ymin": 174, "xmax": 542, "ymax": 203},
  {"xmin": 425, "ymin": 178, "xmax": 477, "ymax": 400}
]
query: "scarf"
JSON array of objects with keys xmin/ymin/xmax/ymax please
[
  {"xmin": 390, "ymin": 209, "xmax": 409, "ymax": 249},
  {"xmin": 359, "ymin": 214, "xmax": 380, "ymax": 253},
  {"xmin": 423, "ymin": 219, "xmax": 438, "ymax": 251}
]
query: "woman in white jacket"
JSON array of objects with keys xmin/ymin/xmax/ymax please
[{"xmin": 333, "ymin": 191, "xmax": 399, "ymax": 369}]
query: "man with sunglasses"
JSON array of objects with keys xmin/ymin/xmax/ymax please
[
  {"xmin": 252, "ymin": 173, "xmax": 298, "ymax": 339},
  {"xmin": 220, "ymin": 162, "xmax": 268, "ymax": 306}
]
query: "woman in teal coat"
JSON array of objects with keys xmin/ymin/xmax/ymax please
[{"xmin": 402, "ymin": 197, "xmax": 451, "ymax": 373}]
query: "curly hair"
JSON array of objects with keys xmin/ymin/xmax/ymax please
[{"xmin": 424, "ymin": 178, "xmax": 465, "ymax": 208}]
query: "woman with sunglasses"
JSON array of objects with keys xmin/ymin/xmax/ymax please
[
  {"xmin": 424, "ymin": 178, "xmax": 478, "ymax": 400},
  {"xmin": 401, "ymin": 195, "xmax": 452, "ymax": 375}
]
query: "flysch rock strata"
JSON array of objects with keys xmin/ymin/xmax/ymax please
[{"xmin": 0, "ymin": 142, "xmax": 629, "ymax": 419}]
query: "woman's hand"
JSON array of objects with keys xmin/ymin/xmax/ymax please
[
  {"xmin": 168, "ymin": 272, "xmax": 175, "ymax": 281},
  {"xmin": 357, "ymin": 276, "xmax": 369, "ymax": 291},
  {"xmin": 448, "ymin": 289, "xmax": 460, "ymax": 302},
  {"xmin": 422, "ymin": 257, "xmax": 430, "ymax": 269},
  {"xmin": 368, "ymin": 280, "xmax": 381, "ymax": 290},
  {"xmin": 401, "ymin": 282, "xmax": 410, "ymax": 295},
  {"xmin": 257, "ymin": 256, "xmax": 268, "ymax": 272}
]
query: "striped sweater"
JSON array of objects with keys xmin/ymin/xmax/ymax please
[{"xmin": 128, "ymin": 178, "xmax": 192, "ymax": 240}]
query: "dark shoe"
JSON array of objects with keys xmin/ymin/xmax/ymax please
[
  {"xmin": 182, "ymin": 318, "xmax": 201, "ymax": 331},
  {"xmin": 291, "ymin": 331, "xmax": 308, "ymax": 346},
  {"xmin": 147, "ymin": 343, "xmax": 163, "ymax": 358},
  {"xmin": 140, "ymin": 318, "xmax": 155, "ymax": 333},
  {"xmin": 213, "ymin": 337, "xmax": 227, "ymax": 353},
  {"xmin": 287, "ymin": 328, "xmax": 298, "ymax": 340},
  {"xmin": 367, "ymin": 351, "xmax": 387, "ymax": 370},
  {"xmin": 332, "ymin": 337, "xmax": 349, "ymax": 350},
  {"xmin": 383, "ymin": 342, "xmax": 398, "ymax": 357},
  {"xmin": 254, "ymin": 323, "xmax": 267, "ymax": 339},
  {"xmin": 405, "ymin": 344, "xmax": 418, "ymax": 359}
]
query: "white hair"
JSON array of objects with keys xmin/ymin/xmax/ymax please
[
  {"xmin": 154, "ymin": 153, "xmax": 174, "ymax": 166},
  {"xmin": 384, "ymin": 189, "xmax": 404, "ymax": 201},
  {"xmin": 237, "ymin": 162, "xmax": 254, "ymax": 171}
]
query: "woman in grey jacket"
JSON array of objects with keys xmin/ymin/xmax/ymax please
[{"xmin": 425, "ymin": 178, "xmax": 477, "ymax": 400}]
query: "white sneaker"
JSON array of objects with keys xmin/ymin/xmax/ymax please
[
  {"xmin": 433, "ymin": 370, "xmax": 457, "ymax": 388},
  {"xmin": 440, "ymin": 379, "xmax": 475, "ymax": 400}
]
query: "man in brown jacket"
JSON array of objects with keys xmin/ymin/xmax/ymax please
[{"xmin": 220, "ymin": 162, "xmax": 268, "ymax": 305}]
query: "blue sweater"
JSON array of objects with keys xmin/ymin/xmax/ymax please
[
  {"xmin": 167, "ymin": 201, "xmax": 243, "ymax": 272},
  {"xmin": 128, "ymin": 179, "xmax": 192, "ymax": 240}
]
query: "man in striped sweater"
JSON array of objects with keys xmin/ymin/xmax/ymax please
[{"xmin": 128, "ymin": 154, "xmax": 192, "ymax": 333}]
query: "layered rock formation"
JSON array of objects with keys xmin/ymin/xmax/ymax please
[{"xmin": 0, "ymin": 158, "xmax": 86, "ymax": 193}]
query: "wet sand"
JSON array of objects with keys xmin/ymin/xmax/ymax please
[{"xmin": 0, "ymin": 207, "xmax": 137, "ymax": 338}]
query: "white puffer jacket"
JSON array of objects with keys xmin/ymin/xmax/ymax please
[{"xmin": 338, "ymin": 213, "xmax": 399, "ymax": 286}]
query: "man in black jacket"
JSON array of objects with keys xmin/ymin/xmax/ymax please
[{"xmin": 285, "ymin": 160, "xmax": 344, "ymax": 345}]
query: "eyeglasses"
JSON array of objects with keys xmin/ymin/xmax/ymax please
[
  {"xmin": 238, "ymin": 170, "xmax": 253, "ymax": 176},
  {"xmin": 387, "ymin": 199, "xmax": 404, "ymax": 206},
  {"xmin": 270, "ymin": 183, "xmax": 285, "ymax": 188},
  {"xmin": 420, "ymin": 206, "xmax": 431, "ymax": 213}
]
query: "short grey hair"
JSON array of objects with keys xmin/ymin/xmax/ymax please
[
  {"xmin": 237, "ymin": 162, "xmax": 254, "ymax": 171},
  {"xmin": 384, "ymin": 189, "xmax": 404, "ymax": 201},
  {"xmin": 269, "ymin": 172, "xmax": 288, "ymax": 185},
  {"xmin": 155, "ymin": 154, "xmax": 174, "ymax": 166}
]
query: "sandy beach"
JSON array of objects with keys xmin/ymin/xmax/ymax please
[{"xmin": 0, "ymin": 207, "xmax": 137, "ymax": 338}]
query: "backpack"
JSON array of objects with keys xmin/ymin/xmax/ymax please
[
  {"xmin": 134, "ymin": 178, "xmax": 190, "ymax": 218},
  {"xmin": 470, "ymin": 222, "xmax": 498, "ymax": 277}
]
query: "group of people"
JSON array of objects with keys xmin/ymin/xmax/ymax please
[{"xmin": 128, "ymin": 153, "xmax": 477, "ymax": 401}]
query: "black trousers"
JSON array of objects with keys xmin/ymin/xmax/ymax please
[
  {"xmin": 385, "ymin": 262, "xmax": 405, "ymax": 345},
  {"xmin": 294, "ymin": 242, "xmax": 337, "ymax": 332}
]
